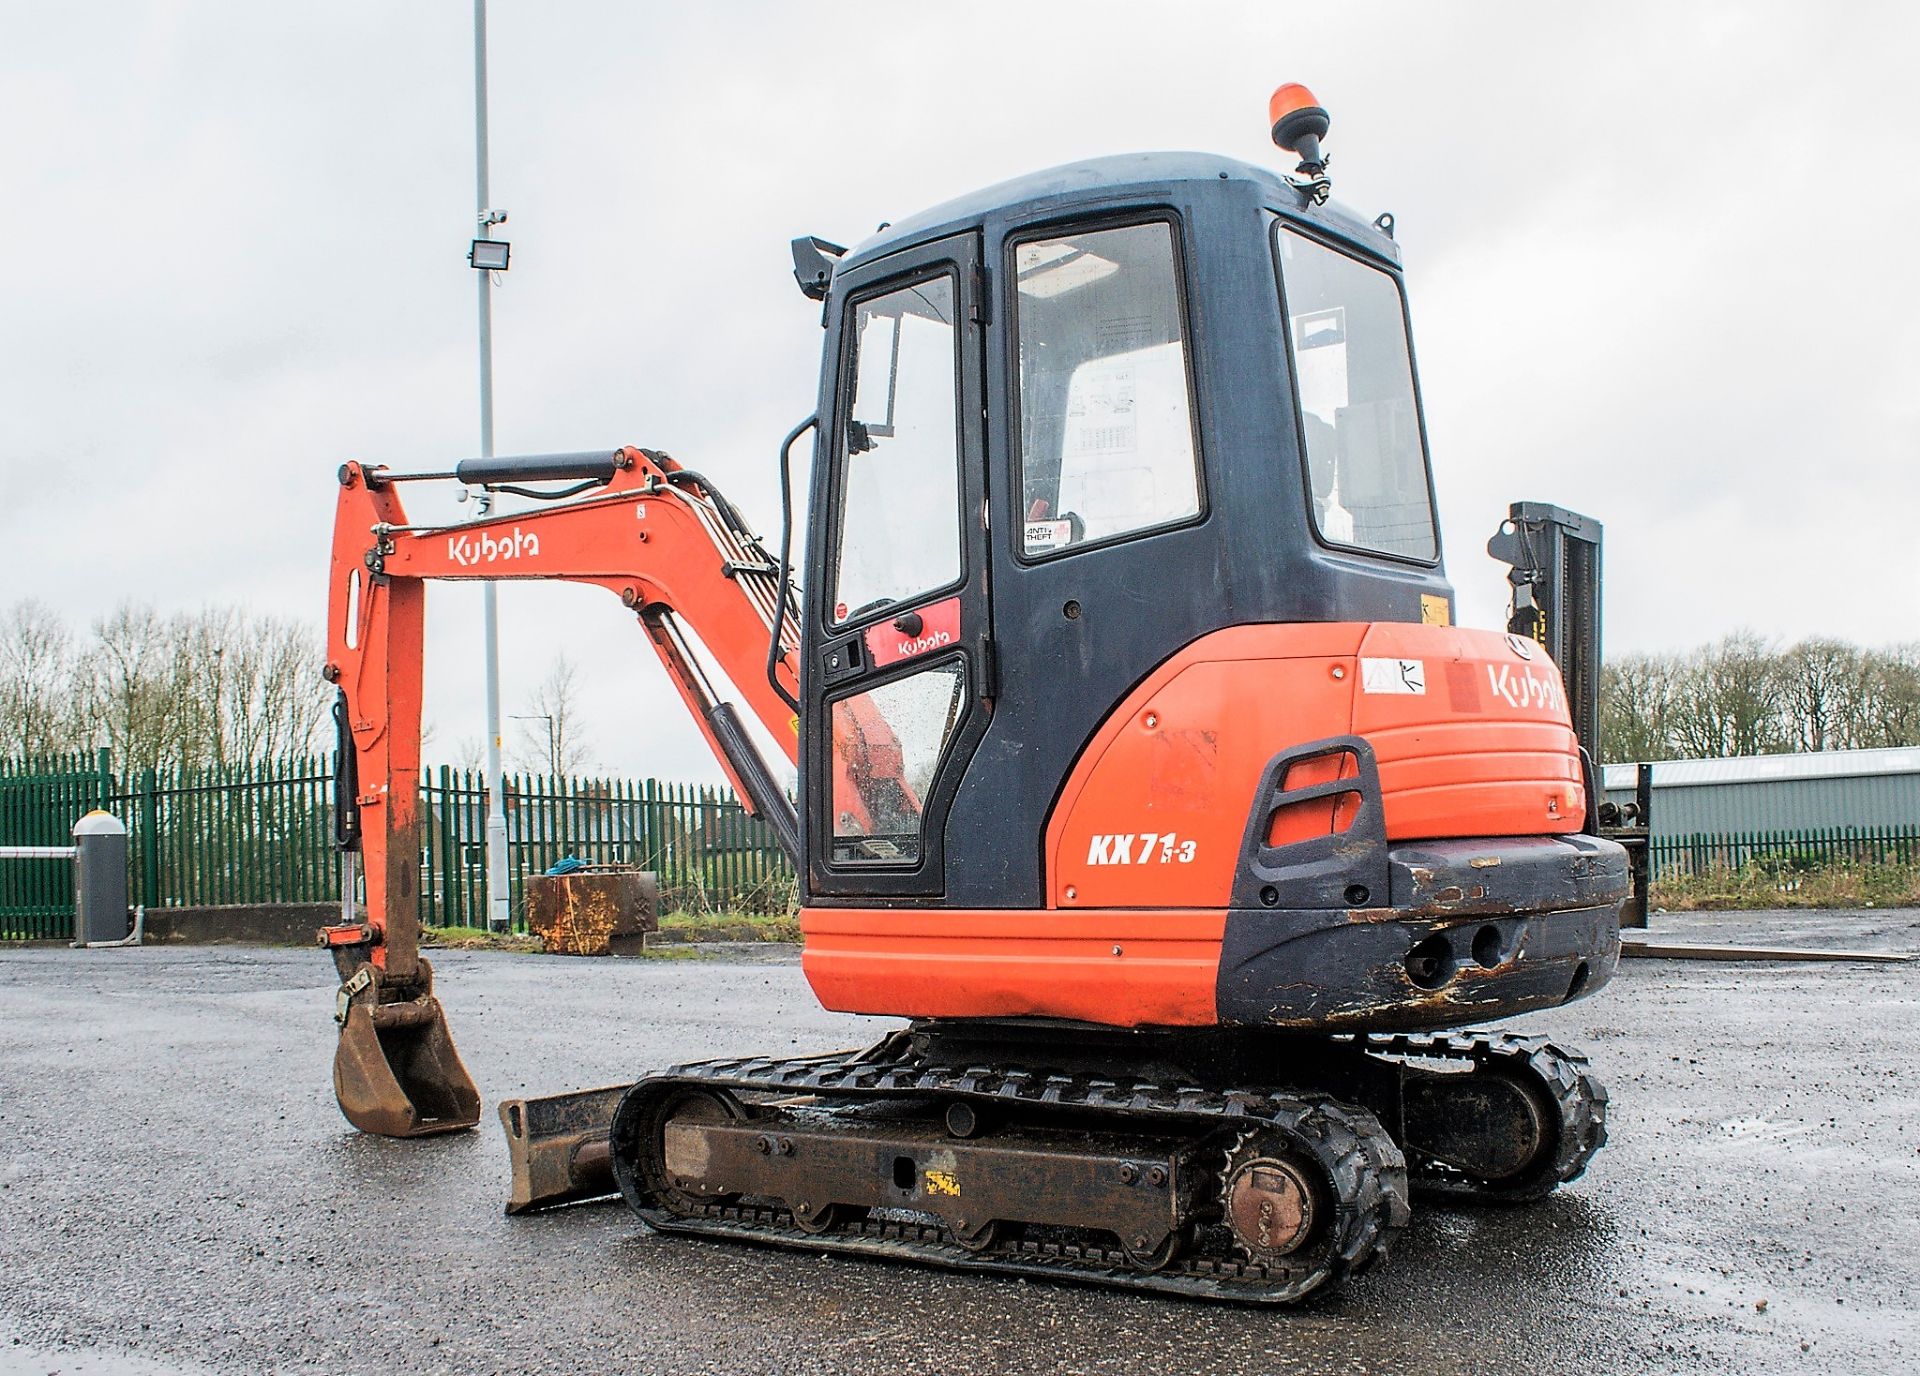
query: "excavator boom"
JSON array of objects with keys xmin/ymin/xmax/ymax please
[{"xmin": 320, "ymin": 445, "xmax": 804, "ymax": 1135}]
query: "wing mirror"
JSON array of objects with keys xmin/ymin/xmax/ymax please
[{"xmin": 791, "ymin": 235, "xmax": 846, "ymax": 301}]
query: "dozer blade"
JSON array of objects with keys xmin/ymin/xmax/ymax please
[
  {"xmin": 499, "ymin": 1085, "xmax": 629, "ymax": 1213},
  {"xmin": 332, "ymin": 997, "xmax": 482, "ymax": 1137}
]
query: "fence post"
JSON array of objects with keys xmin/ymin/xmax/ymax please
[
  {"xmin": 643, "ymin": 776, "xmax": 659, "ymax": 875},
  {"xmin": 431, "ymin": 765, "xmax": 449, "ymax": 930},
  {"xmin": 139, "ymin": 767, "xmax": 160, "ymax": 909}
]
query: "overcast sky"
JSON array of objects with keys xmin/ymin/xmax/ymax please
[{"xmin": 4, "ymin": 2, "xmax": 1917, "ymax": 782}]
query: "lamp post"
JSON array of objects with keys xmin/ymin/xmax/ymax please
[
  {"xmin": 512, "ymin": 713, "xmax": 559, "ymax": 778},
  {"xmin": 470, "ymin": 0, "xmax": 512, "ymax": 932}
]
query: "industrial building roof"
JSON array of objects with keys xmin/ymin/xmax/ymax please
[{"xmin": 1602, "ymin": 746, "xmax": 1920, "ymax": 791}]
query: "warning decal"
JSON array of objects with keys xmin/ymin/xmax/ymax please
[{"xmin": 1360, "ymin": 658, "xmax": 1427, "ymax": 695}]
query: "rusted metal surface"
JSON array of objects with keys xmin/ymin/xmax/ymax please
[
  {"xmin": 1222, "ymin": 1145, "xmax": 1317, "ymax": 1260},
  {"xmin": 1218, "ymin": 901, "xmax": 1623, "ymax": 1032},
  {"xmin": 329, "ymin": 956, "xmax": 480, "ymax": 1137},
  {"xmin": 1620, "ymin": 938, "xmax": 1911, "ymax": 964},
  {"xmin": 656, "ymin": 1105, "xmax": 1199, "ymax": 1259},
  {"xmin": 1218, "ymin": 831, "xmax": 1632, "ymax": 1032},
  {"xmin": 499, "ymin": 1084, "xmax": 629, "ymax": 1214},
  {"xmin": 524, "ymin": 867, "xmax": 659, "ymax": 956},
  {"xmin": 606, "ymin": 1042, "xmax": 1411, "ymax": 1304}
]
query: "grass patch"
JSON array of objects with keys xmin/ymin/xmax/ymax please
[
  {"xmin": 421, "ymin": 924, "xmax": 544, "ymax": 952},
  {"xmin": 421, "ymin": 919, "xmax": 778, "ymax": 954},
  {"xmin": 655, "ymin": 909, "xmax": 800, "ymax": 942},
  {"xmin": 636, "ymin": 943, "xmax": 704, "ymax": 960},
  {"xmin": 1654, "ymin": 863, "xmax": 1920, "ymax": 912}
]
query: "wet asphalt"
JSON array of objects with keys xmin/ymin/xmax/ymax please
[{"xmin": 0, "ymin": 910, "xmax": 1915, "ymax": 1376}]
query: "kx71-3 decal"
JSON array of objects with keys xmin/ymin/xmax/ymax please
[{"xmin": 1086, "ymin": 833, "xmax": 1199, "ymax": 866}]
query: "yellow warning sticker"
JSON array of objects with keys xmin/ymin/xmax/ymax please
[
  {"xmin": 924, "ymin": 1169, "xmax": 961, "ymax": 1197},
  {"xmin": 1420, "ymin": 594, "xmax": 1451, "ymax": 626},
  {"xmin": 789, "ymin": 715, "xmax": 801, "ymax": 736}
]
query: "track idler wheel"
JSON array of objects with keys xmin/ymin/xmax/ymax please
[
  {"xmin": 331, "ymin": 958, "xmax": 480, "ymax": 1137},
  {"xmin": 950, "ymin": 1217, "xmax": 1006, "ymax": 1253},
  {"xmin": 648, "ymin": 1089, "xmax": 750, "ymax": 1212},
  {"xmin": 794, "ymin": 1201, "xmax": 866, "ymax": 1235},
  {"xmin": 1403, "ymin": 1069, "xmax": 1552, "ymax": 1185},
  {"xmin": 1222, "ymin": 1140, "xmax": 1324, "ymax": 1262},
  {"xmin": 1389, "ymin": 1035, "xmax": 1609, "ymax": 1203},
  {"xmin": 1121, "ymin": 1224, "xmax": 1190, "ymax": 1273}
]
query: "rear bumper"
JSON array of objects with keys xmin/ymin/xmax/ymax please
[
  {"xmin": 800, "ymin": 831, "xmax": 1625, "ymax": 1031},
  {"xmin": 1215, "ymin": 833, "xmax": 1628, "ymax": 1032}
]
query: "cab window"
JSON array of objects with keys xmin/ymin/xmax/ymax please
[
  {"xmin": 829, "ymin": 661, "xmax": 966, "ymax": 864},
  {"xmin": 830, "ymin": 274, "xmax": 963, "ymax": 624},
  {"xmin": 1012, "ymin": 220, "xmax": 1201, "ymax": 558},
  {"xmin": 1275, "ymin": 226, "xmax": 1437, "ymax": 562}
]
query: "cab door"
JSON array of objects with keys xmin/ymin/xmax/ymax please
[{"xmin": 803, "ymin": 232, "xmax": 993, "ymax": 900}]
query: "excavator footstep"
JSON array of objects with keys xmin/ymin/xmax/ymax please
[
  {"xmin": 500, "ymin": 1084, "xmax": 631, "ymax": 1214},
  {"xmin": 332, "ymin": 997, "xmax": 482, "ymax": 1138}
]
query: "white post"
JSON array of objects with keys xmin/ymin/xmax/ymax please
[{"xmin": 473, "ymin": 0, "xmax": 511, "ymax": 932}]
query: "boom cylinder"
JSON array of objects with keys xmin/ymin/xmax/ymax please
[{"xmin": 454, "ymin": 450, "xmax": 620, "ymax": 486}]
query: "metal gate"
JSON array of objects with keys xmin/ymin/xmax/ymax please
[{"xmin": 0, "ymin": 752, "xmax": 113, "ymax": 939}]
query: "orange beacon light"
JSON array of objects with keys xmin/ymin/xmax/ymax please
[{"xmin": 1269, "ymin": 82, "xmax": 1330, "ymax": 172}]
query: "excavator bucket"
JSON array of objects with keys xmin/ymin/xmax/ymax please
[{"xmin": 332, "ymin": 996, "xmax": 481, "ymax": 1137}]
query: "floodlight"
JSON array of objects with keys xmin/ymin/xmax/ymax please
[{"xmin": 468, "ymin": 239, "xmax": 511, "ymax": 271}]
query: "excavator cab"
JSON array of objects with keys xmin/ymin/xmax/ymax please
[
  {"xmin": 787, "ymin": 149, "xmax": 1624, "ymax": 1039},
  {"xmin": 322, "ymin": 86, "xmax": 1631, "ymax": 1302},
  {"xmin": 799, "ymin": 156, "xmax": 1453, "ymax": 910}
]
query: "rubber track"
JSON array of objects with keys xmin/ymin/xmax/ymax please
[
  {"xmin": 1364, "ymin": 1030, "xmax": 1608, "ymax": 1203},
  {"xmin": 612, "ymin": 1044, "xmax": 1411, "ymax": 1305}
]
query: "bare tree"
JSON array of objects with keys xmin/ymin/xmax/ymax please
[
  {"xmin": 1780, "ymin": 638, "xmax": 1863, "ymax": 752},
  {"xmin": 514, "ymin": 654, "xmax": 592, "ymax": 777},
  {"xmin": 0, "ymin": 601, "xmax": 82, "ymax": 761},
  {"xmin": 0, "ymin": 600, "xmax": 331, "ymax": 772},
  {"xmin": 1601, "ymin": 634, "xmax": 1920, "ymax": 763},
  {"xmin": 81, "ymin": 603, "xmax": 190, "ymax": 772},
  {"xmin": 1664, "ymin": 632, "xmax": 1788, "ymax": 760},
  {"xmin": 1599, "ymin": 654, "xmax": 1679, "ymax": 763},
  {"xmin": 179, "ymin": 609, "xmax": 327, "ymax": 765},
  {"xmin": 1857, "ymin": 643, "xmax": 1920, "ymax": 749},
  {"xmin": 448, "ymin": 734, "xmax": 486, "ymax": 773}
]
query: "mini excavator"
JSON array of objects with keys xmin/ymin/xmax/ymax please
[{"xmin": 319, "ymin": 85, "xmax": 1632, "ymax": 1303}]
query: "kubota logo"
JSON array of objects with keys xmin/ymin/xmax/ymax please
[
  {"xmin": 1486, "ymin": 662, "xmax": 1566, "ymax": 715},
  {"xmin": 894, "ymin": 629, "xmax": 952, "ymax": 659},
  {"xmin": 448, "ymin": 527, "xmax": 540, "ymax": 568}
]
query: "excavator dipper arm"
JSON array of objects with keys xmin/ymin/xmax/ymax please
[{"xmin": 320, "ymin": 445, "xmax": 802, "ymax": 1137}]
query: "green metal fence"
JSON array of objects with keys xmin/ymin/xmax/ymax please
[
  {"xmin": 421, "ymin": 768, "xmax": 792, "ymax": 925},
  {"xmin": 131, "ymin": 757, "xmax": 338, "ymax": 910},
  {"xmin": 1649, "ymin": 826, "xmax": 1920, "ymax": 880},
  {"xmin": 0, "ymin": 753, "xmax": 793, "ymax": 937},
  {"xmin": 0, "ymin": 752, "xmax": 114, "ymax": 939}
]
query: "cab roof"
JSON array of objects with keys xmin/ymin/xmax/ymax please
[{"xmin": 839, "ymin": 150, "xmax": 1399, "ymax": 274}]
